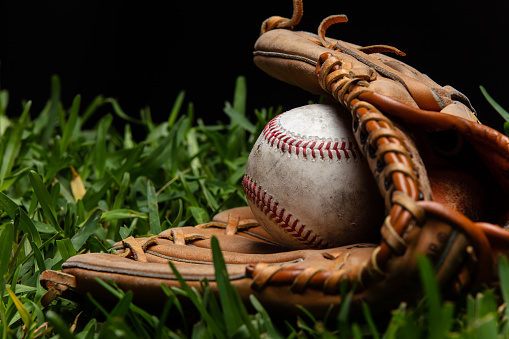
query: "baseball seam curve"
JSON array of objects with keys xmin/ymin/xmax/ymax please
[
  {"xmin": 262, "ymin": 115, "xmax": 360, "ymax": 161},
  {"xmin": 242, "ymin": 175, "xmax": 329, "ymax": 249}
]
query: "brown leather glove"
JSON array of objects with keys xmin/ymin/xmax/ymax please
[
  {"xmin": 41, "ymin": 207, "xmax": 378, "ymax": 315},
  {"xmin": 40, "ymin": 0, "xmax": 509, "ymax": 315}
]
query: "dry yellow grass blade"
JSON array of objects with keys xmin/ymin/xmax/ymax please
[{"xmin": 70, "ymin": 166, "xmax": 86, "ymax": 201}]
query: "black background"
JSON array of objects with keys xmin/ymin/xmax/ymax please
[{"xmin": 2, "ymin": 0, "xmax": 508, "ymax": 133}]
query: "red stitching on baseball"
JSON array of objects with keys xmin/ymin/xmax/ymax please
[
  {"xmin": 295, "ymin": 140, "xmax": 303, "ymax": 156},
  {"xmin": 242, "ymin": 175, "xmax": 329, "ymax": 249},
  {"xmin": 340, "ymin": 142, "xmax": 349, "ymax": 159},
  {"xmin": 348, "ymin": 141, "xmax": 357, "ymax": 159},
  {"xmin": 262, "ymin": 114, "xmax": 360, "ymax": 160}
]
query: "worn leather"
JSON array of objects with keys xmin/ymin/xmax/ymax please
[
  {"xmin": 40, "ymin": 0, "xmax": 509, "ymax": 316},
  {"xmin": 41, "ymin": 207, "xmax": 376, "ymax": 314},
  {"xmin": 254, "ymin": 4, "xmax": 509, "ymax": 224},
  {"xmin": 40, "ymin": 203, "xmax": 487, "ymax": 315},
  {"xmin": 254, "ymin": 30, "xmax": 476, "ymax": 118}
]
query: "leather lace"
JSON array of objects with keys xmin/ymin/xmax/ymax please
[
  {"xmin": 247, "ymin": 0, "xmax": 509, "ymax": 295},
  {"xmin": 112, "ymin": 212, "xmax": 263, "ymax": 261}
]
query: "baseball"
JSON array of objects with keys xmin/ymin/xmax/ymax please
[{"xmin": 242, "ymin": 104, "xmax": 384, "ymax": 249}]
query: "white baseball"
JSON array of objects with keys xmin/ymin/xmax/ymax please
[{"xmin": 243, "ymin": 104, "xmax": 383, "ymax": 249}]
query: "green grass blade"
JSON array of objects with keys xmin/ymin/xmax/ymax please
[
  {"xmin": 211, "ymin": 236, "xmax": 258, "ymax": 338},
  {"xmin": 186, "ymin": 126, "xmax": 200, "ymax": 174},
  {"xmin": 417, "ymin": 254, "xmax": 452, "ymax": 337},
  {"xmin": 440, "ymin": 302, "xmax": 456, "ymax": 335},
  {"xmin": 383, "ymin": 305, "xmax": 410, "ymax": 339},
  {"xmin": 223, "ymin": 105, "xmax": 256, "ymax": 134},
  {"xmin": 138, "ymin": 117, "xmax": 182, "ymax": 171},
  {"xmin": 83, "ymin": 177, "xmax": 114, "ymax": 211},
  {"xmin": 81, "ymin": 319, "xmax": 98, "ymax": 339},
  {"xmin": 86, "ymin": 293, "xmax": 111, "ymax": 321},
  {"xmin": 108, "ymin": 172, "xmax": 130, "ymax": 239},
  {"xmin": 93, "ymin": 278, "xmax": 157, "ymax": 328},
  {"xmin": 351, "ymin": 323, "xmax": 363, "ymax": 339},
  {"xmin": 475, "ymin": 289, "xmax": 498, "ymax": 320},
  {"xmin": 45, "ymin": 157, "xmax": 74, "ymax": 182},
  {"xmin": 108, "ymin": 290, "xmax": 134, "ymax": 319},
  {"xmin": 77, "ymin": 199, "xmax": 86, "ymax": 224},
  {"xmin": 71, "ymin": 208, "xmax": 102, "ymax": 251},
  {"xmin": 28, "ymin": 170, "xmax": 63, "ymax": 233},
  {"xmin": 480, "ymin": 86, "xmax": 509, "ymax": 122},
  {"xmin": 498, "ymin": 255, "xmax": 509, "ymax": 333},
  {"xmin": 106, "ymin": 98, "xmax": 143, "ymax": 125},
  {"xmin": 46, "ymin": 310, "xmax": 76, "ymax": 339},
  {"xmin": 63, "ymin": 204, "xmax": 75, "ymax": 238},
  {"xmin": 42, "ymin": 75, "xmax": 61, "ymax": 147},
  {"xmin": 168, "ymin": 261, "xmax": 225, "ymax": 338},
  {"xmin": 50, "ymin": 181, "xmax": 60, "ymax": 209},
  {"xmin": 361, "ymin": 302, "xmax": 380, "ymax": 339},
  {"xmin": 200, "ymin": 279, "xmax": 222, "ymax": 325},
  {"xmin": 96, "ymin": 290, "xmax": 152, "ymax": 339},
  {"xmin": 100, "ymin": 209, "xmax": 147, "ymax": 222},
  {"xmin": 147, "ymin": 179, "xmax": 161, "ymax": 235},
  {"xmin": 161, "ymin": 284, "xmax": 186, "ymax": 325},
  {"xmin": 123, "ymin": 123, "xmax": 135, "ymax": 149},
  {"xmin": 295, "ymin": 304, "xmax": 317, "ymax": 326},
  {"xmin": 418, "ymin": 254, "xmax": 441, "ymax": 324},
  {"xmin": 189, "ymin": 206, "xmax": 209, "ymax": 225},
  {"xmin": 338, "ymin": 282, "xmax": 354, "ymax": 338},
  {"xmin": 186, "ymin": 127, "xmax": 218, "ymax": 211},
  {"xmin": 114, "ymin": 143, "xmax": 145, "ymax": 182},
  {"xmin": 178, "ymin": 170, "xmax": 199, "ymax": 207},
  {"xmin": 0, "ymin": 223, "xmax": 14, "ymax": 283},
  {"xmin": 81, "ymin": 94, "xmax": 105, "ymax": 124},
  {"xmin": 28, "ymin": 238, "xmax": 46, "ymax": 272},
  {"xmin": 0, "ymin": 190, "xmax": 21, "ymax": 219},
  {"xmin": 168, "ymin": 90, "xmax": 185, "ymax": 127},
  {"xmin": 5, "ymin": 286, "xmax": 33, "ymax": 330},
  {"xmin": 191, "ymin": 320, "xmax": 208, "ymax": 339},
  {"xmin": 140, "ymin": 106, "xmax": 154, "ymax": 131},
  {"xmin": 86, "ymin": 235, "xmax": 110, "ymax": 253},
  {"xmin": 0, "ymin": 167, "xmax": 32, "ymax": 191},
  {"xmin": 25, "ymin": 299, "xmax": 44, "ymax": 330},
  {"xmin": 157, "ymin": 285, "xmax": 183, "ymax": 336},
  {"xmin": 476, "ymin": 313, "xmax": 499, "ymax": 338},
  {"xmin": 232, "ymin": 76, "xmax": 247, "ymax": 116},
  {"xmin": 250, "ymin": 295, "xmax": 283, "ymax": 339},
  {"xmin": 169, "ymin": 199, "xmax": 184, "ymax": 228},
  {"xmin": 60, "ymin": 94, "xmax": 80, "ymax": 155},
  {"xmin": 94, "ymin": 114, "xmax": 113, "ymax": 179},
  {"xmin": 56, "ymin": 239, "xmax": 76, "ymax": 263},
  {"xmin": 211, "ymin": 235, "xmax": 243, "ymax": 335},
  {"xmin": 0, "ymin": 100, "xmax": 30, "ymax": 189},
  {"xmin": 16, "ymin": 207, "xmax": 42, "ymax": 247},
  {"xmin": 0, "ymin": 89, "xmax": 8, "ymax": 117}
]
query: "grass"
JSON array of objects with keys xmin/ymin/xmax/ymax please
[{"xmin": 0, "ymin": 76, "xmax": 509, "ymax": 338}]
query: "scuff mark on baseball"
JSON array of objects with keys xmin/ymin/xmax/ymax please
[{"xmin": 243, "ymin": 104, "xmax": 384, "ymax": 249}]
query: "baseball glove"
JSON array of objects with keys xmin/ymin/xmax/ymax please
[{"xmin": 40, "ymin": 0, "xmax": 509, "ymax": 316}]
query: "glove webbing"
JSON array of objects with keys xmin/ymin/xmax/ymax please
[
  {"xmin": 112, "ymin": 212, "xmax": 263, "ymax": 261},
  {"xmin": 316, "ymin": 52, "xmax": 427, "ymax": 281},
  {"xmin": 315, "ymin": 52, "xmax": 495, "ymax": 290}
]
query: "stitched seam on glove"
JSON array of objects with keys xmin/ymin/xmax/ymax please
[
  {"xmin": 62, "ymin": 261, "xmax": 249, "ymax": 281},
  {"xmin": 253, "ymin": 50, "xmax": 317, "ymax": 67}
]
